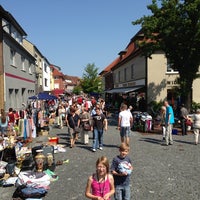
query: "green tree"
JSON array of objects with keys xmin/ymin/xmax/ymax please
[
  {"xmin": 73, "ymin": 85, "xmax": 82, "ymax": 95},
  {"xmin": 133, "ymin": 0, "xmax": 200, "ymax": 111},
  {"xmin": 80, "ymin": 63, "xmax": 102, "ymax": 94}
]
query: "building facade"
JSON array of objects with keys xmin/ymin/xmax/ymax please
[
  {"xmin": 23, "ymin": 39, "xmax": 43, "ymax": 94},
  {"xmin": 42, "ymin": 57, "xmax": 51, "ymax": 92},
  {"xmin": 0, "ymin": 6, "xmax": 35, "ymax": 111},
  {"xmin": 100, "ymin": 31, "xmax": 200, "ymax": 111},
  {"xmin": 50, "ymin": 64, "xmax": 65, "ymax": 97}
]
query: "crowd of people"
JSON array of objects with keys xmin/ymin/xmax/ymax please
[{"xmin": 0, "ymin": 93, "xmax": 200, "ymax": 199}]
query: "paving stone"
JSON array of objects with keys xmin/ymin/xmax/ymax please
[{"xmin": 0, "ymin": 125, "xmax": 199, "ymax": 200}]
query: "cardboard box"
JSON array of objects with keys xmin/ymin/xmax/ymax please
[
  {"xmin": 49, "ymin": 118, "xmax": 55, "ymax": 125},
  {"xmin": 38, "ymin": 131, "xmax": 49, "ymax": 136}
]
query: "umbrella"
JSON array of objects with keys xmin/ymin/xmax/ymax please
[{"xmin": 28, "ymin": 92, "xmax": 58, "ymax": 100}]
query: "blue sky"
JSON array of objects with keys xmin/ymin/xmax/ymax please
[{"xmin": 1, "ymin": 0, "xmax": 152, "ymax": 77}]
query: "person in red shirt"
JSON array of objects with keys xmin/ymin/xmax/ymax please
[
  {"xmin": 13, "ymin": 110, "xmax": 20, "ymax": 126},
  {"xmin": 8, "ymin": 107, "xmax": 15, "ymax": 131},
  {"xmin": 91, "ymin": 96, "xmax": 97, "ymax": 108}
]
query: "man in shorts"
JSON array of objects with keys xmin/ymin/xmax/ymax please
[{"xmin": 118, "ymin": 104, "xmax": 133, "ymax": 145}]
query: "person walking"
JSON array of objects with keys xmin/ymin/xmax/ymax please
[
  {"xmin": 117, "ymin": 104, "xmax": 133, "ymax": 145},
  {"xmin": 66, "ymin": 106, "xmax": 80, "ymax": 148},
  {"xmin": 192, "ymin": 109, "xmax": 200, "ymax": 145},
  {"xmin": 111, "ymin": 143, "xmax": 133, "ymax": 200},
  {"xmin": 85, "ymin": 156, "xmax": 115, "ymax": 200},
  {"xmin": 58, "ymin": 104, "xmax": 66, "ymax": 129},
  {"xmin": 80, "ymin": 106, "xmax": 91, "ymax": 145},
  {"xmin": 180, "ymin": 104, "xmax": 189, "ymax": 135},
  {"xmin": 164, "ymin": 100, "xmax": 175, "ymax": 146},
  {"xmin": 91, "ymin": 107, "xmax": 107, "ymax": 152}
]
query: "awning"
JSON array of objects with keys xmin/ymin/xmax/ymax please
[
  {"xmin": 52, "ymin": 89, "xmax": 64, "ymax": 97},
  {"xmin": 28, "ymin": 92, "xmax": 58, "ymax": 100},
  {"xmin": 106, "ymin": 86, "xmax": 144, "ymax": 94}
]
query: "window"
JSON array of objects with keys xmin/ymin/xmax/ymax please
[
  {"xmin": 131, "ymin": 64, "xmax": 134, "ymax": 79},
  {"xmin": 44, "ymin": 63, "xmax": 47, "ymax": 72},
  {"xmin": 18, "ymin": 35, "xmax": 23, "ymax": 44},
  {"xmin": 9, "ymin": 89, "xmax": 14, "ymax": 108},
  {"xmin": 124, "ymin": 68, "xmax": 127, "ymax": 81},
  {"xmin": 21, "ymin": 88, "xmax": 26, "ymax": 104},
  {"xmin": 10, "ymin": 49, "xmax": 16, "ymax": 66},
  {"xmin": 39, "ymin": 59, "xmax": 42, "ymax": 69},
  {"xmin": 28, "ymin": 61, "xmax": 32, "ymax": 74},
  {"xmin": 15, "ymin": 89, "xmax": 19, "ymax": 109},
  {"xmin": 12, "ymin": 30, "xmax": 17, "ymax": 39},
  {"xmin": 21, "ymin": 56, "xmax": 25, "ymax": 71},
  {"xmin": 167, "ymin": 59, "xmax": 178, "ymax": 72},
  {"xmin": 45, "ymin": 78, "xmax": 48, "ymax": 87},
  {"xmin": 35, "ymin": 54, "xmax": 38, "ymax": 65},
  {"xmin": 54, "ymin": 83, "xmax": 59, "ymax": 89},
  {"xmin": 118, "ymin": 71, "xmax": 121, "ymax": 82}
]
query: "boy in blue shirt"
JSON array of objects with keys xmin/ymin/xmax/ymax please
[{"xmin": 111, "ymin": 143, "xmax": 133, "ymax": 200}]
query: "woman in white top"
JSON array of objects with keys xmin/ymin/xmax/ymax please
[
  {"xmin": 192, "ymin": 109, "xmax": 200, "ymax": 145},
  {"xmin": 0, "ymin": 109, "xmax": 9, "ymax": 137}
]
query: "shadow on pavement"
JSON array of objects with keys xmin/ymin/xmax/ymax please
[
  {"xmin": 139, "ymin": 138, "xmax": 162, "ymax": 145},
  {"xmin": 173, "ymin": 139, "xmax": 194, "ymax": 145}
]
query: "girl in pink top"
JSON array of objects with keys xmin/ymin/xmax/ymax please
[{"xmin": 85, "ymin": 156, "xmax": 115, "ymax": 200}]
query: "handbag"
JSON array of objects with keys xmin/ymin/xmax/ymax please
[
  {"xmin": 71, "ymin": 116, "xmax": 80, "ymax": 133},
  {"xmin": 83, "ymin": 122, "xmax": 91, "ymax": 131},
  {"xmin": 12, "ymin": 184, "xmax": 47, "ymax": 199},
  {"xmin": 74, "ymin": 126, "xmax": 81, "ymax": 133},
  {"xmin": 185, "ymin": 119, "xmax": 192, "ymax": 126}
]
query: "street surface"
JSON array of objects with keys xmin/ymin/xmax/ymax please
[{"xmin": 1, "ymin": 122, "xmax": 200, "ymax": 200}]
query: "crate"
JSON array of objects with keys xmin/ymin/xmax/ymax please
[{"xmin": 48, "ymin": 137, "xmax": 59, "ymax": 144}]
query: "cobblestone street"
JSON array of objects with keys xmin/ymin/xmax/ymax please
[{"xmin": 1, "ymin": 124, "xmax": 200, "ymax": 200}]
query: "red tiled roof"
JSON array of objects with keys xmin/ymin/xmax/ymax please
[
  {"xmin": 100, "ymin": 40, "xmax": 137, "ymax": 75},
  {"xmin": 64, "ymin": 75, "xmax": 80, "ymax": 85},
  {"xmin": 53, "ymin": 68, "xmax": 64, "ymax": 77},
  {"xmin": 52, "ymin": 89, "xmax": 64, "ymax": 97}
]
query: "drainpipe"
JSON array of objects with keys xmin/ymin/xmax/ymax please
[
  {"xmin": 0, "ymin": 18, "xmax": 5, "ymax": 109},
  {"xmin": 145, "ymin": 56, "xmax": 148, "ymax": 111}
]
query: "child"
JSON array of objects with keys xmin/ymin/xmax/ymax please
[
  {"xmin": 111, "ymin": 143, "xmax": 133, "ymax": 200},
  {"xmin": 160, "ymin": 106, "xmax": 166, "ymax": 140},
  {"xmin": 85, "ymin": 156, "xmax": 115, "ymax": 200}
]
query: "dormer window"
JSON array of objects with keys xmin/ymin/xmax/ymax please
[{"xmin": 118, "ymin": 50, "xmax": 127, "ymax": 59}]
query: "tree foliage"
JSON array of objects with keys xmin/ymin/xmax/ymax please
[
  {"xmin": 80, "ymin": 63, "xmax": 102, "ymax": 94},
  {"xmin": 132, "ymin": 0, "xmax": 200, "ymax": 109},
  {"xmin": 73, "ymin": 85, "xmax": 82, "ymax": 95}
]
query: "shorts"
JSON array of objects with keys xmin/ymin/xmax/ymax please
[
  {"xmin": 68, "ymin": 127, "xmax": 76, "ymax": 139},
  {"xmin": 120, "ymin": 127, "xmax": 131, "ymax": 138}
]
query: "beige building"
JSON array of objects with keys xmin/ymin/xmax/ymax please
[
  {"xmin": 23, "ymin": 39, "xmax": 43, "ymax": 94},
  {"xmin": 100, "ymin": 32, "xmax": 200, "ymax": 110}
]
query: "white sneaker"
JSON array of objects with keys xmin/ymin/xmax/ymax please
[
  {"xmin": 92, "ymin": 148, "xmax": 96, "ymax": 152},
  {"xmin": 99, "ymin": 147, "xmax": 103, "ymax": 150}
]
